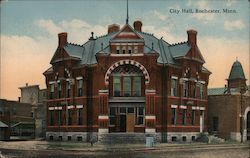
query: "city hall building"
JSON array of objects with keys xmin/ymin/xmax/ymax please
[{"xmin": 44, "ymin": 19, "xmax": 210, "ymax": 142}]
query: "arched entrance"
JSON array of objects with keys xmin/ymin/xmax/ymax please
[
  {"xmin": 247, "ymin": 112, "xmax": 250, "ymax": 140},
  {"xmin": 107, "ymin": 63, "xmax": 148, "ymax": 133}
]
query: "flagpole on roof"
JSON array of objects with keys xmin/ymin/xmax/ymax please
[{"xmin": 126, "ymin": 0, "xmax": 129, "ymax": 24}]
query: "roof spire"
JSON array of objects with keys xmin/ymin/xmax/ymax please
[{"xmin": 126, "ymin": 0, "xmax": 129, "ymax": 24}]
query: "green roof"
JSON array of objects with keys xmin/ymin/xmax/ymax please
[
  {"xmin": 60, "ymin": 23, "xmax": 209, "ymax": 73},
  {"xmin": 228, "ymin": 60, "xmax": 246, "ymax": 80},
  {"xmin": 208, "ymin": 87, "xmax": 227, "ymax": 95},
  {"xmin": 0, "ymin": 121, "xmax": 8, "ymax": 128}
]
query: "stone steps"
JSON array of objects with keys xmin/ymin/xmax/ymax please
[{"xmin": 98, "ymin": 133, "xmax": 157, "ymax": 144}]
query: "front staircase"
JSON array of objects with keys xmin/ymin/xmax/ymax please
[{"xmin": 98, "ymin": 133, "xmax": 158, "ymax": 144}]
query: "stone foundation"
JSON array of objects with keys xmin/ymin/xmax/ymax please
[{"xmin": 46, "ymin": 131, "xmax": 201, "ymax": 143}]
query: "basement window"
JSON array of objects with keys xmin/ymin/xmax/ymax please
[
  {"xmin": 68, "ymin": 136, "xmax": 72, "ymax": 141},
  {"xmin": 59, "ymin": 136, "xmax": 62, "ymax": 141},
  {"xmin": 49, "ymin": 136, "xmax": 53, "ymax": 141},
  {"xmin": 182, "ymin": 136, "xmax": 187, "ymax": 142},
  {"xmin": 192, "ymin": 136, "xmax": 196, "ymax": 141},
  {"xmin": 171, "ymin": 136, "xmax": 177, "ymax": 142},
  {"xmin": 77, "ymin": 136, "xmax": 82, "ymax": 141}
]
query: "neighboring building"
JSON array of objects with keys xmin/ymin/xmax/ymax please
[
  {"xmin": 0, "ymin": 104, "xmax": 10, "ymax": 140},
  {"xmin": 19, "ymin": 84, "xmax": 47, "ymax": 138},
  {"xmin": 0, "ymin": 99, "xmax": 35, "ymax": 140},
  {"xmin": 208, "ymin": 60, "xmax": 250, "ymax": 142},
  {"xmin": 44, "ymin": 19, "xmax": 210, "ymax": 142}
]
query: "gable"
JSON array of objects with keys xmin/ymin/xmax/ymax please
[
  {"xmin": 112, "ymin": 24, "xmax": 143, "ymax": 40},
  {"xmin": 186, "ymin": 46, "xmax": 205, "ymax": 63},
  {"xmin": 50, "ymin": 47, "xmax": 70, "ymax": 64}
]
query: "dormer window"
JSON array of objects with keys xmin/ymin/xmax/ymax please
[
  {"xmin": 116, "ymin": 46, "xmax": 120, "ymax": 54},
  {"xmin": 128, "ymin": 46, "xmax": 132, "ymax": 54},
  {"xmin": 134, "ymin": 46, "xmax": 138, "ymax": 53},
  {"xmin": 122, "ymin": 46, "xmax": 126, "ymax": 54}
]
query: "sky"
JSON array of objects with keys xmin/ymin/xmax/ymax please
[{"xmin": 0, "ymin": 0, "xmax": 249, "ymax": 100}]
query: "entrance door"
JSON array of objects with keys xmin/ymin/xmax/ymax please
[
  {"xmin": 120, "ymin": 115, "xmax": 126, "ymax": 132},
  {"xmin": 247, "ymin": 112, "xmax": 250, "ymax": 140},
  {"xmin": 126, "ymin": 113, "xmax": 134, "ymax": 132}
]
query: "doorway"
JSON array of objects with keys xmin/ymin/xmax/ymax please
[
  {"xmin": 109, "ymin": 106, "xmax": 144, "ymax": 132},
  {"xmin": 120, "ymin": 115, "xmax": 126, "ymax": 132}
]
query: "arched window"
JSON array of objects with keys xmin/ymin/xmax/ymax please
[{"xmin": 111, "ymin": 65, "xmax": 143, "ymax": 97}]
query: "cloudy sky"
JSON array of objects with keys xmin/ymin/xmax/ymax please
[{"xmin": 0, "ymin": 0, "xmax": 249, "ymax": 100}]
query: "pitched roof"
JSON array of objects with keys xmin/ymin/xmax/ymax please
[
  {"xmin": 169, "ymin": 42, "xmax": 191, "ymax": 58},
  {"xmin": 228, "ymin": 60, "xmax": 246, "ymax": 80},
  {"xmin": 57, "ymin": 24, "xmax": 208, "ymax": 70},
  {"xmin": 208, "ymin": 85, "xmax": 250, "ymax": 95},
  {"xmin": 0, "ymin": 121, "xmax": 8, "ymax": 128},
  {"xmin": 208, "ymin": 87, "xmax": 227, "ymax": 95}
]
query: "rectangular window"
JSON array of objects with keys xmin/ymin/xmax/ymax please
[
  {"xmin": 77, "ymin": 79, "xmax": 83, "ymax": 97},
  {"xmin": 58, "ymin": 110, "xmax": 63, "ymax": 125},
  {"xmin": 171, "ymin": 78, "xmax": 177, "ymax": 96},
  {"xmin": 136, "ymin": 107, "xmax": 144, "ymax": 125},
  {"xmin": 193, "ymin": 84, "xmax": 196, "ymax": 98},
  {"xmin": 191, "ymin": 110, "xmax": 195, "ymax": 125},
  {"xmin": 133, "ymin": 77, "xmax": 141, "ymax": 96},
  {"xmin": 120, "ymin": 107, "xmax": 126, "ymax": 114},
  {"xmin": 182, "ymin": 109, "xmax": 187, "ymax": 125},
  {"xmin": 116, "ymin": 46, "xmax": 120, "ymax": 54},
  {"xmin": 171, "ymin": 108, "xmax": 176, "ymax": 125},
  {"xmin": 200, "ymin": 83, "xmax": 204, "ymax": 99},
  {"xmin": 212, "ymin": 117, "xmax": 219, "ymax": 131},
  {"xmin": 183, "ymin": 81, "xmax": 188, "ymax": 97},
  {"xmin": 128, "ymin": 46, "xmax": 132, "ymax": 54},
  {"xmin": 109, "ymin": 107, "xmax": 116, "ymax": 125},
  {"xmin": 58, "ymin": 82, "xmax": 62, "ymax": 98},
  {"xmin": 134, "ymin": 46, "xmax": 138, "ymax": 53},
  {"xmin": 122, "ymin": 46, "xmax": 126, "ymax": 54},
  {"xmin": 127, "ymin": 107, "xmax": 134, "ymax": 113},
  {"xmin": 113, "ymin": 77, "xmax": 121, "ymax": 97},
  {"xmin": 50, "ymin": 84, "xmax": 55, "ymax": 99},
  {"xmin": 68, "ymin": 109, "xmax": 72, "ymax": 125},
  {"xmin": 77, "ymin": 108, "xmax": 83, "ymax": 125},
  {"xmin": 66, "ymin": 81, "xmax": 71, "ymax": 98},
  {"xmin": 50, "ymin": 110, "xmax": 54, "ymax": 126},
  {"xmin": 123, "ymin": 76, "xmax": 131, "ymax": 96}
]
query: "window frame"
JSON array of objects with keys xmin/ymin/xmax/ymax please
[
  {"xmin": 123, "ymin": 76, "xmax": 131, "ymax": 97},
  {"xmin": 77, "ymin": 108, "xmax": 83, "ymax": 125},
  {"xmin": 171, "ymin": 108, "xmax": 177, "ymax": 125},
  {"xmin": 77, "ymin": 79, "xmax": 83, "ymax": 97},
  {"xmin": 50, "ymin": 83, "xmax": 55, "ymax": 99},
  {"xmin": 113, "ymin": 76, "xmax": 121, "ymax": 97},
  {"xmin": 171, "ymin": 78, "xmax": 177, "ymax": 96},
  {"xmin": 182, "ymin": 109, "xmax": 187, "ymax": 125},
  {"xmin": 191, "ymin": 110, "xmax": 195, "ymax": 125},
  {"xmin": 136, "ymin": 107, "xmax": 144, "ymax": 125}
]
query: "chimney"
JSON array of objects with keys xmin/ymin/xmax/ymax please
[
  {"xmin": 26, "ymin": 83, "xmax": 28, "ymax": 87},
  {"xmin": 108, "ymin": 24, "xmax": 120, "ymax": 34},
  {"xmin": 58, "ymin": 32, "xmax": 68, "ymax": 47},
  {"xmin": 18, "ymin": 97, "xmax": 21, "ymax": 102},
  {"xmin": 187, "ymin": 29, "xmax": 197, "ymax": 46},
  {"xmin": 133, "ymin": 20, "xmax": 142, "ymax": 32}
]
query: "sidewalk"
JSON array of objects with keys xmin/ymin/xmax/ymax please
[{"xmin": 0, "ymin": 140, "xmax": 248, "ymax": 152}]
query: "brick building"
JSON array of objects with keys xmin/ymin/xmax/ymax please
[
  {"xmin": 44, "ymin": 18, "xmax": 210, "ymax": 142},
  {"xmin": 208, "ymin": 60, "xmax": 250, "ymax": 142},
  {"xmin": 19, "ymin": 84, "xmax": 47, "ymax": 138},
  {"xmin": 0, "ymin": 99, "xmax": 35, "ymax": 140}
]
